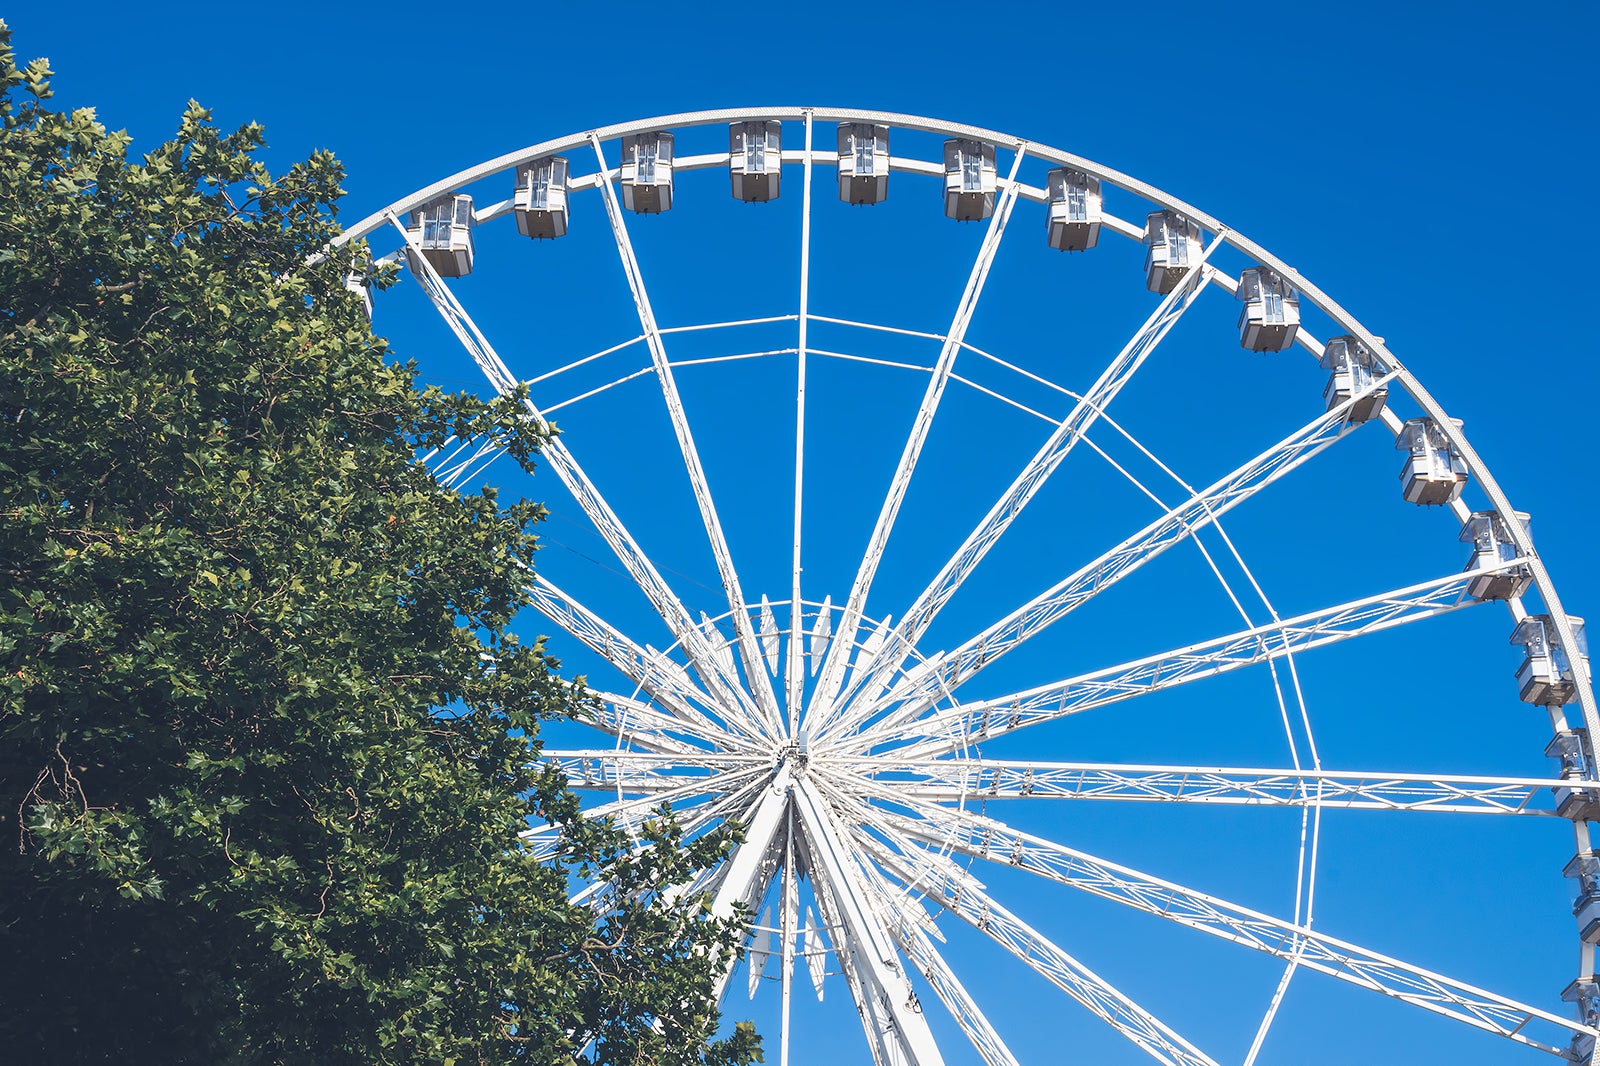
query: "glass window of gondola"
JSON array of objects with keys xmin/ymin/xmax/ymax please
[
  {"xmin": 1319, "ymin": 335, "xmax": 1380, "ymax": 373},
  {"xmin": 1148, "ymin": 211, "xmax": 1194, "ymax": 267},
  {"xmin": 620, "ymin": 133, "xmax": 675, "ymax": 213},
  {"xmin": 943, "ymin": 140, "xmax": 996, "ymax": 221},
  {"xmin": 1046, "ymin": 168, "xmax": 1101, "ymax": 251},
  {"xmin": 730, "ymin": 121, "xmax": 781, "ymax": 202},
  {"xmin": 518, "ymin": 156, "xmax": 567, "ymax": 211},
  {"xmin": 627, "ymin": 132, "xmax": 672, "ymax": 179},
  {"xmin": 1460, "ymin": 511, "xmax": 1530, "ymax": 557},
  {"xmin": 1237, "ymin": 268, "xmax": 1296, "ymax": 323},
  {"xmin": 841, "ymin": 124, "xmax": 885, "ymax": 175},
  {"xmin": 515, "ymin": 157, "xmax": 569, "ymax": 239},
  {"xmin": 409, "ymin": 193, "xmax": 475, "ymax": 277},
  {"xmin": 837, "ymin": 123, "xmax": 890, "ymax": 205}
]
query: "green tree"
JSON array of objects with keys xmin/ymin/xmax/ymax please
[{"xmin": 0, "ymin": 26, "xmax": 759, "ymax": 1066}]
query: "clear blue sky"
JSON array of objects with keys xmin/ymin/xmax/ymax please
[{"xmin": 12, "ymin": 3, "xmax": 1598, "ymax": 1063}]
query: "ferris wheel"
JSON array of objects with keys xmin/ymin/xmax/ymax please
[{"xmin": 336, "ymin": 108, "xmax": 1597, "ymax": 1065}]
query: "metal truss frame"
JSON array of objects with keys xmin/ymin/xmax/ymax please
[{"xmin": 351, "ymin": 110, "xmax": 1600, "ymax": 1065}]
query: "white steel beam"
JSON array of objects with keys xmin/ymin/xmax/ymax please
[
  {"xmin": 808, "ymin": 146, "xmax": 1030, "ymax": 732},
  {"xmin": 787, "ymin": 820, "xmax": 899, "ymax": 1066},
  {"xmin": 880, "ymin": 803, "xmax": 1591, "ymax": 1057},
  {"xmin": 708, "ymin": 769, "xmax": 792, "ymax": 920},
  {"xmin": 391, "ymin": 215, "xmax": 757, "ymax": 725},
  {"xmin": 589, "ymin": 135, "xmax": 783, "ymax": 741},
  {"xmin": 579, "ymin": 689, "xmax": 721, "ymax": 757},
  {"xmin": 426, "ymin": 436, "xmax": 505, "ymax": 491},
  {"xmin": 822, "ymin": 237, "xmax": 1228, "ymax": 740},
  {"xmin": 520, "ymin": 772, "xmax": 762, "ymax": 862},
  {"xmin": 541, "ymin": 749, "xmax": 761, "ymax": 792},
  {"xmin": 708, "ymin": 767, "xmax": 794, "ymax": 1004},
  {"xmin": 786, "ymin": 110, "xmax": 816, "ymax": 737},
  {"xmin": 339, "ymin": 106, "xmax": 1596, "ymax": 752},
  {"xmin": 520, "ymin": 795, "xmax": 708, "ymax": 862},
  {"xmin": 857, "ymin": 383, "xmax": 1389, "ymax": 726},
  {"xmin": 779, "ymin": 806, "xmax": 798, "ymax": 1066},
  {"xmin": 856, "ymin": 856, "xmax": 1022, "ymax": 1066},
  {"xmin": 861, "ymin": 833, "xmax": 1219, "ymax": 1066},
  {"xmin": 857, "ymin": 565, "xmax": 1512, "ymax": 757},
  {"xmin": 525, "ymin": 575, "xmax": 756, "ymax": 747},
  {"xmin": 792, "ymin": 778, "xmax": 947, "ymax": 1065},
  {"xmin": 839, "ymin": 758, "xmax": 1569, "ymax": 816}
]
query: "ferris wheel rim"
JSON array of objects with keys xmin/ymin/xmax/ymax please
[
  {"xmin": 355, "ymin": 106, "xmax": 1597, "ymax": 1063},
  {"xmin": 331, "ymin": 104, "xmax": 1591, "ymax": 727}
]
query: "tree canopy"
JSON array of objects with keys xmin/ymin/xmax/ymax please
[{"xmin": 0, "ymin": 24, "xmax": 758, "ymax": 1065}]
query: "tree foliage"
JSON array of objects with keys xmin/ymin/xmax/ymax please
[{"xmin": 0, "ymin": 25, "xmax": 759, "ymax": 1066}]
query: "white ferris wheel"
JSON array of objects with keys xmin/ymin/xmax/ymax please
[{"xmin": 337, "ymin": 108, "xmax": 1598, "ymax": 1065}]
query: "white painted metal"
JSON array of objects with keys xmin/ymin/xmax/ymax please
[
  {"xmin": 709, "ymin": 767, "xmax": 795, "ymax": 1004},
  {"xmin": 352, "ymin": 108, "xmax": 1600, "ymax": 1064},
  {"xmin": 792, "ymin": 779, "xmax": 946, "ymax": 1066},
  {"xmin": 524, "ymin": 576, "xmax": 754, "ymax": 747},
  {"xmin": 331, "ymin": 105, "xmax": 1598, "ymax": 747},
  {"xmin": 854, "ymin": 850, "xmax": 1022, "ymax": 1066},
  {"xmin": 836, "ymin": 757, "xmax": 1572, "ymax": 816},
  {"xmin": 859, "ymin": 833, "xmax": 1220, "ymax": 1066},
  {"xmin": 778, "ymin": 807, "xmax": 797, "ymax": 1066},
  {"xmin": 542, "ymin": 749, "xmax": 760, "ymax": 791},
  {"xmin": 862, "ymin": 565, "xmax": 1514, "ymax": 756},
  {"xmin": 866, "ymin": 386, "xmax": 1381, "ymax": 724},
  {"xmin": 790, "ymin": 808, "xmax": 903, "ymax": 1066},
  {"xmin": 810, "ymin": 145, "xmax": 1029, "ymax": 730},
  {"xmin": 820, "ymin": 233, "xmax": 1227, "ymax": 738},
  {"xmin": 392, "ymin": 216, "xmax": 764, "ymax": 726},
  {"xmin": 589, "ymin": 135, "xmax": 785, "ymax": 740},
  {"xmin": 874, "ymin": 802, "xmax": 1586, "ymax": 1056},
  {"xmin": 787, "ymin": 111, "xmax": 815, "ymax": 736}
]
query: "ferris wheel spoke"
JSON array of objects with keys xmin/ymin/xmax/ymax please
[
  {"xmin": 790, "ymin": 828, "xmax": 897, "ymax": 1066},
  {"xmin": 859, "ymin": 381, "xmax": 1394, "ymax": 726},
  {"xmin": 526, "ymin": 575, "xmax": 758, "ymax": 747},
  {"xmin": 854, "ymin": 851, "xmax": 1023, "ymax": 1066},
  {"xmin": 809, "ymin": 147, "xmax": 1031, "ymax": 733},
  {"xmin": 393, "ymin": 215, "xmax": 758, "ymax": 722},
  {"xmin": 528, "ymin": 441, "xmax": 762, "ymax": 730},
  {"xmin": 581, "ymin": 690, "xmax": 726, "ymax": 757},
  {"xmin": 854, "ymin": 565, "xmax": 1509, "ymax": 756},
  {"xmin": 518, "ymin": 781, "xmax": 736, "ymax": 862},
  {"xmin": 539, "ymin": 749, "xmax": 762, "ymax": 792},
  {"xmin": 786, "ymin": 111, "xmax": 817, "ymax": 737},
  {"xmin": 840, "ymin": 757, "xmax": 1567, "ymax": 816},
  {"xmin": 792, "ymin": 777, "xmax": 948, "ymax": 1065},
  {"xmin": 588, "ymin": 135, "xmax": 782, "ymax": 741},
  {"xmin": 577, "ymin": 770, "xmax": 777, "ymax": 904},
  {"xmin": 860, "ymin": 833, "xmax": 1219, "ymax": 1066},
  {"xmin": 573, "ymin": 783, "xmax": 773, "ymax": 916},
  {"xmin": 706, "ymin": 771, "xmax": 796, "ymax": 1005},
  {"xmin": 777, "ymin": 806, "xmax": 799, "ymax": 1066},
  {"xmin": 878, "ymin": 802, "xmax": 1589, "ymax": 1056},
  {"xmin": 822, "ymin": 238, "xmax": 1229, "ymax": 742},
  {"xmin": 424, "ymin": 435, "xmax": 507, "ymax": 492}
]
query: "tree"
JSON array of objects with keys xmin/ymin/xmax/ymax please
[{"xmin": 0, "ymin": 25, "xmax": 760, "ymax": 1066}]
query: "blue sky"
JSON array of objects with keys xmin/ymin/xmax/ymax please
[{"xmin": 13, "ymin": 3, "xmax": 1599, "ymax": 1063}]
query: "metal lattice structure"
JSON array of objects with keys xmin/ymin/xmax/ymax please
[{"xmin": 335, "ymin": 108, "xmax": 1599, "ymax": 1064}]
